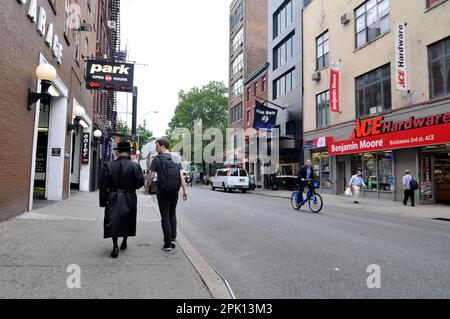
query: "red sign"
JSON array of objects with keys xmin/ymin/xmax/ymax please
[
  {"xmin": 330, "ymin": 66, "xmax": 340, "ymax": 113},
  {"xmin": 328, "ymin": 123, "xmax": 450, "ymax": 155}
]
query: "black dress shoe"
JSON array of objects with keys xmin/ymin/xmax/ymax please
[
  {"xmin": 120, "ymin": 242, "xmax": 127, "ymax": 250},
  {"xmin": 111, "ymin": 247, "xmax": 119, "ymax": 258}
]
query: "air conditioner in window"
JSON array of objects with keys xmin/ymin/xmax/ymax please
[
  {"xmin": 370, "ymin": 106, "xmax": 382, "ymax": 114},
  {"xmin": 341, "ymin": 13, "xmax": 350, "ymax": 25},
  {"xmin": 312, "ymin": 71, "xmax": 321, "ymax": 81},
  {"xmin": 107, "ymin": 21, "xmax": 116, "ymax": 30}
]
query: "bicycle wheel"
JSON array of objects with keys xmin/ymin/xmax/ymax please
[
  {"xmin": 308, "ymin": 192, "xmax": 323, "ymax": 213},
  {"xmin": 291, "ymin": 192, "xmax": 301, "ymax": 210}
]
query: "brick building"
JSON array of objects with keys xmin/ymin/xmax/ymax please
[
  {"xmin": 227, "ymin": 0, "xmax": 268, "ymax": 167},
  {"xmin": 0, "ymin": 0, "xmax": 98, "ymax": 221},
  {"xmin": 243, "ymin": 63, "xmax": 269, "ymax": 188}
]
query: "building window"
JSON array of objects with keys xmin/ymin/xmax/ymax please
[
  {"xmin": 426, "ymin": 0, "xmax": 444, "ymax": 8},
  {"xmin": 355, "ymin": 64, "xmax": 391, "ymax": 117},
  {"xmin": 231, "ymin": 103, "xmax": 243, "ymax": 123},
  {"xmin": 247, "ymin": 109, "xmax": 251, "ymax": 126},
  {"xmin": 232, "ymin": 78, "xmax": 244, "ymax": 99},
  {"xmin": 232, "ymin": 28, "xmax": 244, "ymax": 53},
  {"xmin": 355, "ymin": 0, "xmax": 390, "ymax": 49},
  {"xmin": 231, "ymin": 53, "xmax": 244, "ymax": 76},
  {"xmin": 316, "ymin": 91, "xmax": 330, "ymax": 129},
  {"xmin": 316, "ymin": 31, "xmax": 329, "ymax": 70},
  {"xmin": 273, "ymin": 0, "xmax": 293, "ymax": 39},
  {"xmin": 273, "ymin": 32, "xmax": 295, "ymax": 70},
  {"xmin": 247, "ymin": 87, "xmax": 251, "ymax": 102},
  {"xmin": 262, "ymin": 76, "xmax": 266, "ymax": 92},
  {"xmin": 254, "ymin": 82, "xmax": 258, "ymax": 97},
  {"xmin": 428, "ymin": 37, "xmax": 450, "ymax": 99},
  {"xmin": 273, "ymin": 68, "xmax": 295, "ymax": 100},
  {"xmin": 230, "ymin": 3, "xmax": 244, "ymax": 31},
  {"xmin": 350, "ymin": 152, "xmax": 394, "ymax": 191}
]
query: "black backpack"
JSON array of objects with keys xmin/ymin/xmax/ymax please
[
  {"xmin": 157, "ymin": 155, "xmax": 182, "ymax": 192},
  {"xmin": 410, "ymin": 177, "xmax": 419, "ymax": 191}
]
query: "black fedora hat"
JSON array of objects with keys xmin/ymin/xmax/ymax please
[{"xmin": 114, "ymin": 142, "xmax": 133, "ymax": 152}]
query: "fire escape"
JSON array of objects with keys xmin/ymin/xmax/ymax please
[{"xmin": 106, "ymin": 0, "xmax": 122, "ymax": 134}]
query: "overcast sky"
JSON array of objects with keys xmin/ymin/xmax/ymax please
[{"xmin": 117, "ymin": 0, "xmax": 230, "ymax": 137}]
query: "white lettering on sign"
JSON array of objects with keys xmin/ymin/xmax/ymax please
[
  {"xmin": 90, "ymin": 64, "xmax": 131, "ymax": 75},
  {"xmin": 395, "ymin": 22, "xmax": 408, "ymax": 91},
  {"xmin": 360, "ymin": 139, "xmax": 384, "ymax": 149},
  {"xmin": 18, "ymin": 0, "xmax": 64, "ymax": 65}
]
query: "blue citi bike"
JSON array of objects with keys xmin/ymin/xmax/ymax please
[{"xmin": 290, "ymin": 179, "xmax": 323, "ymax": 213}]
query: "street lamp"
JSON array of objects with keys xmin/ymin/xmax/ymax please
[
  {"xmin": 93, "ymin": 130, "xmax": 103, "ymax": 139},
  {"xmin": 67, "ymin": 105, "xmax": 87, "ymax": 135},
  {"xmin": 28, "ymin": 63, "xmax": 57, "ymax": 111}
]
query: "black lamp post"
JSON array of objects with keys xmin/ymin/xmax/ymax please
[{"xmin": 28, "ymin": 64, "xmax": 57, "ymax": 111}]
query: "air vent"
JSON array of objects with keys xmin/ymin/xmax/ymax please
[
  {"xmin": 312, "ymin": 72, "xmax": 321, "ymax": 81},
  {"xmin": 341, "ymin": 13, "xmax": 350, "ymax": 25}
]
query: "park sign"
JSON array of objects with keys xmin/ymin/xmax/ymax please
[{"xmin": 85, "ymin": 60, "xmax": 134, "ymax": 93}]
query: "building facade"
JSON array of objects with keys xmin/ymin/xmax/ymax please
[
  {"xmin": 302, "ymin": 0, "xmax": 450, "ymax": 204},
  {"xmin": 227, "ymin": 0, "xmax": 268, "ymax": 167},
  {"xmin": 244, "ymin": 63, "xmax": 269, "ymax": 188},
  {"xmin": 268, "ymin": 0, "xmax": 304, "ymax": 182},
  {"xmin": 0, "ymin": 0, "xmax": 99, "ymax": 221}
]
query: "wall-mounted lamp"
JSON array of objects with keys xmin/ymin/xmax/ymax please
[
  {"xmin": 28, "ymin": 64, "xmax": 57, "ymax": 111},
  {"xmin": 93, "ymin": 130, "xmax": 103, "ymax": 139},
  {"xmin": 67, "ymin": 105, "xmax": 87, "ymax": 135}
]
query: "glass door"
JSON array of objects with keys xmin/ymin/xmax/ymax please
[{"xmin": 420, "ymin": 154, "xmax": 434, "ymax": 204}]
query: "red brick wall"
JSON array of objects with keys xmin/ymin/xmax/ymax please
[
  {"xmin": 244, "ymin": 71, "xmax": 268, "ymax": 132},
  {"xmin": 0, "ymin": 0, "xmax": 97, "ymax": 221}
]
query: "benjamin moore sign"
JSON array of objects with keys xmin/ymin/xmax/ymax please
[{"xmin": 85, "ymin": 60, "xmax": 134, "ymax": 92}]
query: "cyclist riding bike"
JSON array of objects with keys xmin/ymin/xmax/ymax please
[
  {"xmin": 298, "ymin": 160, "xmax": 315, "ymax": 195},
  {"xmin": 291, "ymin": 160, "xmax": 323, "ymax": 213}
]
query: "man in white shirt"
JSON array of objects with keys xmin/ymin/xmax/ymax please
[
  {"xmin": 348, "ymin": 170, "xmax": 367, "ymax": 204},
  {"xmin": 403, "ymin": 169, "xmax": 415, "ymax": 207}
]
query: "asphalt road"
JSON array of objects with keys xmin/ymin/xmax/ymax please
[{"xmin": 177, "ymin": 186, "xmax": 450, "ymax": 299}]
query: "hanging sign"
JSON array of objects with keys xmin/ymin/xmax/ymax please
[
  {"xmin": 85, "ymin": 60, "xmax": 135, "ymax": 92},
  {"xmin": 82, "ymin": 133, "xmax": 90, "ymax": 165},
  {"xmin": 253, "ymin": 100, "xmax": 278, "ymax": 130},
  {"xmin": 395, "ymin": 22, "xmax": 408, "ymax": 91},
  {"xmin": 330, "ymin": 62, "xmax": 340, "ymax": 113}
]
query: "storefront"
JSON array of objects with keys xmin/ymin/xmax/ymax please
[
  {"xmin": 304, "ymin": 137, "xmax": 333, "ymax": 194},
  {"xmin": 326, "ymin": 111, "xmax": 450, "ymax": 204}
]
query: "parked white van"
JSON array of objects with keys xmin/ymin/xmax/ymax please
[{"xmin": 211, "ymin": 168, "xmax": 250, "ymax": 193}]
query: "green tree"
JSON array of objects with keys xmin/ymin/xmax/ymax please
[
  {"xmin": 116, "ymin": 119, "xmax": 131, "ymax": 137},
  {"xmin": 167, "ymin": 81, "xmax": 228, "ymax": 173}
]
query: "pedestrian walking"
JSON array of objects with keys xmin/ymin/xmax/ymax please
[
  {"xmin": 100, "ymin": 142, "xmax": 145, "ymax": 259},
  {"xmin": 348, "ymin": 170, "xmax": 367, "ymax": 204},
  {"xmin": 403, "ymin": 169, "xmax": 418, "ymax": 207},
  {"xmin": 146, "ymin": 137, "xmax": 188, "ymax": 251}
]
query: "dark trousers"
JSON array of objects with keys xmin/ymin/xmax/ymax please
[
  {"xmin": 404, "ymin": 190, "xmax": 415, "ymax": 206},
  {"xmin": 157, "ymin": 191, "xmax": 179, "ymax": 244}
]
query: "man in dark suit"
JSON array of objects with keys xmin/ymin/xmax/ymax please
[
  {"xmin": 297, "ymin": 160, "xmax": 316, "ymax": 199},
  {"xmin": 100, "ymin": 142, "xmax": 145, "ymax": 258}
]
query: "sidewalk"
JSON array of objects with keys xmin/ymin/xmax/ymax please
[
  {"xmin": 251, "ymin": 189, "xmax": 450, "ymax": 220},
  {"xmin": 0, "ymin": 191, "xmax": 230, "ymax": 299}
]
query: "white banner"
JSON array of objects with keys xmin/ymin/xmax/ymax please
[{"xmin": 395, "ymin": 22, "xmax": 408, "ymax": 91}]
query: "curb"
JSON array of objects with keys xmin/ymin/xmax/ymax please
[{"xmin": 147, "ymin": 195, "xmax": 234, "ymax": 299}]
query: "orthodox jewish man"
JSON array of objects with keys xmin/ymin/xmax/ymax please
[{"xmin": 100, "ymin": 142, "xmax": 145, "ymax": 258}]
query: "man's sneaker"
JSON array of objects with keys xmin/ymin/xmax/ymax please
[
  {"xmin": 162, "ymin": 243, "xmax": 172, "ymax": 251},
  {"xmin": 171, "ymin": 242, "xmax": 176, "ymax": 249}
]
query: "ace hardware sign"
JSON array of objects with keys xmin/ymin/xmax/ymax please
[{"xmin": 85, "ymin": 60, "xmax": 135, "ymax": 92}]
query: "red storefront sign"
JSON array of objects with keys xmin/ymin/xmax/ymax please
[
  {"xmin": 330, "ymin": 64, "xmax": 340, "ymax": 113},
  {"xmin": 328, "ymin": 113, "xmax": 450, "ymax": 155}
]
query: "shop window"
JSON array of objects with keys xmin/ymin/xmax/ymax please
[
  {"xmin": 377, "ymin": 152, "xmax": 394, "ymax": 191},
  {"xmin": 312, "ymin": 150, "xmax": 331, "ymax": 189},
  {"xmin": 351, "ymin": 152, "xmax": 394, "ymax": 191},
  {"xmin": 420, "ymin": 154, "xmax": 433, "ymax": 201}
]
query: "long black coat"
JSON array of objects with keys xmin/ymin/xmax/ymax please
[{"xmin": 100, "ymin": 157, "xmax": 145, "ymax": 239}]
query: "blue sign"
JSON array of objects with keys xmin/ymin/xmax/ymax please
[{"xmin": 253, "ymin": 100, "xmax": 278, "ymax": 130}]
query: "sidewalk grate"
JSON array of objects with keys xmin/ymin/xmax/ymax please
[{"xmin": 432, "ymin": 218, "xmax": 450, "ymax": 222}]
